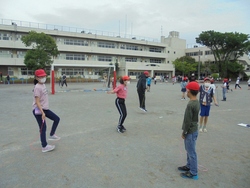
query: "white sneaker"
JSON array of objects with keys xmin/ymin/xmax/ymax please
[
  {"xmin": 203, "ymin": 128, "xmax": 207, "ymax": 133},
  {"xmin": 199, "ymin": 128, "xmax": 203, "ymax": 133},
  {"xmin": 48, "ymin": 134, "xmax": 61, "ymax": 141},
  {"xmin": 42, "ymin": 145, "xmax": 55, "ymax": 152}
]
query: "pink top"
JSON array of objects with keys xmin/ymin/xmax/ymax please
[
  {"xmin": 113, "ymin": 84, "xmax": 127, "ymax": 99},
  {"xmin": 32, "ymin": 83, "xmax": 49, "ymax": 110}
]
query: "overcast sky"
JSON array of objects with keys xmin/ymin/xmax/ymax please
[{"xmin": 0, "ymin": 0, "xmax": 249, "ymax": 45}]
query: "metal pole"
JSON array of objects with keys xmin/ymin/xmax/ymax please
[{"xmin": 198, "ymin": 50, "xmax": 201, "ymax": 80}]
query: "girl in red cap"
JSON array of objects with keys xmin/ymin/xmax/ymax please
[
  {"xmin": 32, "ymin": 69, "xmax": 61, "ymax": 152},
  {"xmin": 107, "ymin": 76, "xmax": 130, "ymax": 133}
]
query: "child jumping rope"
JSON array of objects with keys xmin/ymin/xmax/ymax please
[
  {"xmin": 107, "ymin": 76, "xmax": 130, "ymax": 133},
  {"xmin": 33, "ymin": 69, "xmax": 61, "ymax": 152}
]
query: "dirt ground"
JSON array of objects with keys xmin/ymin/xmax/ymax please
[{"xmin": 0, "ymin": 81, "xmax": 249, "ymax": 188}]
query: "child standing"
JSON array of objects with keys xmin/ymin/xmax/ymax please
[
  {"xmin": 33, "ymin": 69, "xmax": 61, "ymax": 152},
  {"xmin": 221, "ymin": 78, "xmax": 228, "ymax": 101},
  {"xmin": 199, "ymin": 77, "xmax": 218, "ymax": 132},
  {"xmin": 147, "ymin": 76, "xmax": 152, "ymax": 92},
  {"xmin": 107, "ymin": 76, "xmax": 130, "ymax": 133},
  {"xmin": 178, "ymin": 81, "xmax": 200, "ymax": 180},
  {"xmin": 180, "ymin": 77, "xmax": 188, "ymax": 100}
]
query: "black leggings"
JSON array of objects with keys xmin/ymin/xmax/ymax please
[
  {"xmin": 137, "ymin": 90, "xmax": 146, "ymax": 109},
  {"xmin": 115, "ymin": 98, "xmax": 127, "ymax": 126}
]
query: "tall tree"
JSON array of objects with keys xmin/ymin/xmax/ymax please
[
  {"xmin": 172, "ymin": 56, "xmax": 197, "ymax": 75},
  {"xmin": 21, "ymin": 31, "xmax": 59, "ymax": 71},
  {"xmin": 196, "ymin": 30, "xmax": 250, "ymax": 77}
]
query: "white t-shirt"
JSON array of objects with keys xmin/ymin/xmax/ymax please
[{"xmin": 209, "ymin": 84, "xmax": 216, "ymax": 94}]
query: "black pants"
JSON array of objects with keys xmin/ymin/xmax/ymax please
[
  {"xmin": 137, "ymin": 90, "xmax": 146, "ymax": 109},
  {"xmin": 62, "ymin": 80, "xmax": 67, "ymax": 87},
  {"xmin": 115, "ymin": 98, "xmax": 127, "ymax": 127}
]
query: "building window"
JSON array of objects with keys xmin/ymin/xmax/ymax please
[
  {"xmin": 205, "ymin": 50, "xmax": 213, "ymax": 55},
  {"xmin": 149, "ymin": 47, "xmax": 162, "ymax": 53},
  {"xmin": 125, "ymin": 44, "xmax": 138, "ymax": 51},
  {"xmin": 8, "ymin": 67, "xmax": 14, "ymax": 76},
  {"xmin": 98, "ymin": 55, "xmax": 112, "ymax": 62},
  {"xmin": 3, "ymin": 33, "xmax": 10, "ymax": 40},
  {"xmin": 21, "ymin": 68, "xmax": 34, "ymax": 75},
  {"xmin": 150, "ymin": 59, "xmax": 162, "ymax": 64},
  {"xmin": 98, "ymin": 41, "xmax": 115, "ymax": 48},
  {"xmin": 65, "ymin": 54, "xmax": 85, "ymax": 60},
  {"xmin": 125, "ymin": 57, "xmax": 137, "ymax": 62},
  {"xmin": 17, "ymin": 51, "xmax": 26, "ymax": 58},
  {"xmin": 64, "ymin": 38, "xmax": 88, "ymax": 46},
  {"xmin": 186, "ymin": 51, "xmax": 203, "ymax": 56},
  {"xmin": 0, "ymin": 50, "xmax": 11, "ymax": 57}
]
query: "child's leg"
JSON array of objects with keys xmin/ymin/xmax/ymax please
[
  {"xmin": 203, "ymin": 116, "xmax": 208, "ymax": 129},
  {"xmin": 33, "ymin": 110, "xmax": 47, "ymax": 147},
  {"xmin": 43, "ymin": 110, "xmax": 60, "ymax": 136},
  {"xmin": 184, "ymin": 132, "xmax": 198, "ymax": 175}
]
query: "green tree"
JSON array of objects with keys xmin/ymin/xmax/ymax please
[
  {"xmin": 172, "ymin": 56, "xmax": 197, "ymax": 75},
  {"xmin": 21, "ymin": 31, "xmax": 59, "ymax": 71},
  {"xmin": 196, "ymin": 30, "xmax": 250, "ymax": 77}
]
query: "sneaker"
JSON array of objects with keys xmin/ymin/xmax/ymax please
[
  {"xmin": 199, "ymin": 128, "xmax": 203, "ymax": 133},
  {"xmin": 117, "ymin": 126, "xmax": 125, "ymax": 133},
  {"xmin": 203, "ymin": 128, "xmax": 207, "ymax": 133},
  {"xmin": 48, "ymin": 134, "xmax": 61, "ymax": 141},
  {"xmin": 141, "ymin": 108, "xmax": 147, "ymax": 112},
  {"xmin": 42, "ymin": 144, "xmax": 55, "ymax": 153},
  {"xmin": 180, "ymin": 171, "xmax": 198, "ymax": 180},
  {"xmin": 178, "ymin": 166, "xmax": 190, "ymax": 172},
  {"xmin": 121, "ymin": 125, "xmax": 126, "ymax": 131}
]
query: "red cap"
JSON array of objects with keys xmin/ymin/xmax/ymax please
[
  {"xmin": 223, "ymin": 78, "xmax": 228, "ymax": 82},
  {"xmin": 204, "ymin": 77, "xmax": 210, "ymax": 82},
  {"xmin": 35, "ymin": 69, "xmax": 46, "ymax": 77},
  {"xmin": 144, "ymin": 71, "xmax": 149, "ymax": 76},
  {"xmin": 122, "ymin": 75, "xmax": 130, "ymax": 81},
  {"xmin": 186, "ymin": 82, "xmax": 200, "ymax": 91},
  {"xmin": 210, "ymin": 79, "xmax": 214, "ymax": 83}
]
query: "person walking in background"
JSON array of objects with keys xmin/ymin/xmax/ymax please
[
  {"xmin": 172, "ymin": 76, "xmax": 176, "ymax": 85},
  {"xmin": 180, "ymin": 77, "xmax": 188, "ymax": 100},
  {"xmin": 154, "ymin": 76, "xmax": 157, "ymax": 85},
  {"xmin": 61, "ymin": 74, "xmax": 67, "ymax": 88},
  {"xmin": 235, "ymin": 77, "xmax": 241, "ymax": 89},
  {"xmin": 221, "ymin": 78, "xmax": 227, "ymax": 101},
  {"xmin": 199, "ymin": 77, "xmax": 218, "ymax": 133},
  {"xmin": 137, "ymin": 71, "xmax": 149, "ymax": 112},
  {"xmin": 6, "ymin": 74, "xmax": 10, "ymax": 85},
  {"xmin": 107, "ymin": 76, "xmax": 130, "ymax": 133},
  {"xmin": 33, "ymin": 69, "xmax": 61, "ymax": 153},
  {"xmin": 178, "ymin": 81, "xmax": 200, "ymax": 180},
  {"xmin": 147, "ymin": 76, "xmax": 152, "ymax": 92}
]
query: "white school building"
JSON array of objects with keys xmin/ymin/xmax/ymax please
[{"xmin": 0, "ymin": 19, "xmax": 249, "ymax": 80}]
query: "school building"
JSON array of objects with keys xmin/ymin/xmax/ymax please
[{"xmin": 0, "ymin": 19, "xmax": 249, "ymax": 80}]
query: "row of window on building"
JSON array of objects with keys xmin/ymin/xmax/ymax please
[
  {"xmin": 0, "ymin": 50, "xmax": 164, "ymax": 63},
  {"xmin": 0, "ymin": 32, "xmax": 164, "ymax": 53}
]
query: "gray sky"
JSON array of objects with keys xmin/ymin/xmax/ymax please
[{"xmin": 0, "ymin": 0, "xmax": 249, "ymax": 45}]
